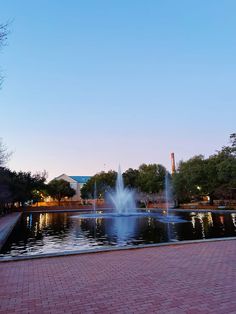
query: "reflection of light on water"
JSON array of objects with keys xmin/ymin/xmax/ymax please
[
  {"xmin": 95, "ymin": 218, "xmax": 102, "ymax": 225},
  {"xmin": 231, "ymin": 213, "xmax": 236, "ymax": 228},
  {"xmin": 206, "ymin": 213, "xmax": 213, "ymax": 227},
  {"xmin": 63, "ymin": 214, "xmax": 67, "ymax": 228},
  {"xmin": 5, "ymin": 210, "xmax": 236, "ymax": 258},
  {"xmin": 196, "ymin": 213, "xmax": 205, "ymax": 238},
  {"xmin": 106, "ymin": 216, "xmax": 137, "ymax": 245},
  {"xmin": 39, "ymin": 214, "xmax": 43, "ymax": 230},
  {"xmin": 39, "ymin": 213, "xmax": 50, "ymax": 230},
  {"xmin": 35, "ymin": 222, "xmax": 38, "ymax": 236},
  {"xmin": 219, "ymin": 215, "xmax": 225, "ymax": 225},
  {"xmin": 191, "ymin": 212, "xmax": 213, "ymax": 233},
  {"xmin": 26, "ymin": 214, "xmax": 33, "ymax": 229},
  {"xmin": 165, "ymin": 222, "xmax": 178, "ymax": 242}
]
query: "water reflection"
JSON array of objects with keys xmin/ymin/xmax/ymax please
[
  {"xmin": 106, "ymin": 216, "xmax": 137, "ymax": 245},
  {"xmin": 232, "ymin": 213, "xmax": 236, "ymax": 228},
  {"xmin": 1, "ymin": 211, "xmax": 236, "ymax": 257}
]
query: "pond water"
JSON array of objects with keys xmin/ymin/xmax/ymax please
[{"xmin": 1, "ymin": 210, "xmax": 236, "ymax": 257}]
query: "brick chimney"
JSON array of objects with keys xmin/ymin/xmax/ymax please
[{"xmin": 171, "ymin": 152, "xmax": 176, "ymax": 175}]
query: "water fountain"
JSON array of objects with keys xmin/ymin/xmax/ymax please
[
  {"xmin": 93, "ymin": 181, "xmax": 97, "ymax": 212},
  {"xmin": 108, "ymin": 166, "xmax": 136, "ymax": 215},
  {"xmin": 73, "ymin": 166, "xmax": 185, "ymax": 225},
  {"xmin": 158, "ymin": 171, "xmax": 185, "ymax": 223},
  {"xmin": 164, "ymin": 171, "xmax": 172, "ymax": 216}
]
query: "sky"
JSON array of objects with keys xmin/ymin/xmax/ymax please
[{"xmin": 0, "ymin": 0, "xmax": 236, "ymax": 180}]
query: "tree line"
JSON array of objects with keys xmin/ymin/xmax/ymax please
[
  {"xmin": 173, "ymin": 133, "xmax": 236, "ymax": 205},
  {"xmin": 81, "ymin": 134, "xmax": 236, "ymax": 206},
  {"xmin": 80, "ymin": 164, "xmax": 169, "ymax": 205},
  {"xmin": 0, "ymin": 139, "xmax": 76, "ymax": 213},
  {"xmin": 0, "ymin": 132, "xmax": 235, "ymax": 211}
]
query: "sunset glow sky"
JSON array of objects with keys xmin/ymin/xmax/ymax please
[{"xmin": 1, "ymin": 1, "xmax": 236, "ymax": 179}]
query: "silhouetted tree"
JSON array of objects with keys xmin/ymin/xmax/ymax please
[
  {"xmin": 47, "ymin": 179, "xmax": 76, "ymax": 205},
  {"xmin": 81, "ymin": 171, "xmax": 117, "ymax": 200},
  {"xmin": 0, "ymin": 167, "xmax": 47, "ymax": 213},
  {"xmin": 173, "ymin": 134, "xmax": 236, "ymax": 205},
  {"xmin": 0, "ymin": 139, "xmax": 11, "ymax": 166},
  {"xmin": 123, "ymin": 168, "xmax": 139, "ymax": 189},
  {"xmin": 0, "ymin": 23, "xmax": 9, "ymax": 88}
]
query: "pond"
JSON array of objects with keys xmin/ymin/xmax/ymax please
[{"xmin": 1, "ymin": 210, "xmax": 236, "ymax": 257}]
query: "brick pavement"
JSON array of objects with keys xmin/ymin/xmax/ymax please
[{"xmin": 0, "ymin": 240, "xmax": 236, "ymax": 314}]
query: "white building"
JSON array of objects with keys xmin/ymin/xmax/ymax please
[{"xmin": 54, "ymin": 174, "xmax": 91, "ymax": 201}]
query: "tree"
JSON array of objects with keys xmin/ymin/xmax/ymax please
[
  {"xmin": 0, "ymin": 139, "xmax": 11, "ymax": 166},
  {"xmin": 81, "ymin": 171, "xmax": 117, "ymax": 200},
  {"xmin": 172, "ymin": 155, "xmax": 206, "ymax": 204},
  {"xmin": 0, "ymin": 167, "xmax": 47, "ymax": 213},
  {"xmin": 0, "ymin": 23, "xmax": 8, "ymax": 88},
  {"xmin": 123, "ymin": 168, "xmax": 140, "ymax": 189},
  {"xmin": 10, "ymin": 170, "xmax": 47, "ymax": 206},
  {"xmin": 203, "ymin": 135, "xmax": 236, "ymax": 204},
  {"xmin": 47, "ymin": 179, "xmax": 76, "ymax": 205},
  {"xmin": 173, "ymin": 134, "xmax": 236, "ymax": 205},
  {"xmin": 137, "ymin": 164, "xmax": 167, "ymax": 194},
  {"xmin": 0, "ymin": 167, "xmax": 13, "ymax": 212},
  {"xmin": 81, "ymin": 165, "xmax": 169, "ymax": 202},
  {"xmin": 0, "ymin": 23, "xmax": 8, "ymax": 48}
]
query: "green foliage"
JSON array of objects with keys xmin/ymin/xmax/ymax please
[
  {"xmin": 123, "ymin": 168, "xmax": 140, "ymax": 188},
  {"xmin": 172, "ymin": 156, "xmax": 205, "ymax": 203},
  {"xmin": 0, "ymin": 167, "xmax": 47, "ymax": 211},
  {"xmin": 10, "ymin": 171, "xmax": 47, "ymax": 204},
  {"xmin": 137, "ymin": 164, "xmax": 167, "ymax": 193},
  {"xmin": 81, "ymin": 164, "xmax": 168, "ymax": 199},
  {"xmin": 81, "ymin": 171, "xmax": 117, "ymax": 199},
  {"xmin": 47, "ymin": 179, "xmax": 76, "ymax": 205},
  {"xmin": 173, "ymin": 134, "xmax": 236, "ymax": 204}
]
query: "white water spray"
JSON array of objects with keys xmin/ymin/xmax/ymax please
[{"xmin": 108, "ymin": 166, "xmax": 136, "ymax": 214}]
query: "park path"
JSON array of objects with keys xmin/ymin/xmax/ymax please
[
  {"xmin": 0, "ymin": 212, "xmax": 21, "ymax": 250},
  {"xmin": 0, "ymin": 240, "xmax": 236, "ymax": 314}
]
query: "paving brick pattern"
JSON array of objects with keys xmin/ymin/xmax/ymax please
[{"xmin": 0, "ymin": 240, "xmax": 236, "ymax": 314}]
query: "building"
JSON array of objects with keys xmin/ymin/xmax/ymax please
[{"xmin": 54, "ymin": 174, "xmax": 91, "ymax": 201}]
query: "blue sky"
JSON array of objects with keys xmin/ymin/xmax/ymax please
[{"xmin": 0, "ymin": 0, "xmax": 235, "ymax": 179}]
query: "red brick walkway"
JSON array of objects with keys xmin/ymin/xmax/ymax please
[{"xmin": 1, "ymin": 240, "xmax": 236, "ymax": 314}]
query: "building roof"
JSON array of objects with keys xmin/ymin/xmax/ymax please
[{"xmin": 69, "ymin": 176, "xmax": 91, "ymax": 184}]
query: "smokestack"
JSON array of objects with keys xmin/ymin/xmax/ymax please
[{"xmin": 171, "ymin": 152, "xmax": 176, "ymax": 175}]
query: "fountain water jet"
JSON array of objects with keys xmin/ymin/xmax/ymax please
[
  {"xmin": 157, "ymin": 171, "xmax": 185, "ymax": 224},
  {"xmin": 108, "ymin": 166, "xmax": 136, "ymax": 215},
  {"xmin": 164, "ymin": 171, "xmax": 171, "ymax": 216},
  {"xmin": 93, "ymin": 181, "xmax": 97, "ymax": 212},
  {"xmin": 72, "ymin": 166, "xmax": 186, "ymax": 224}
]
